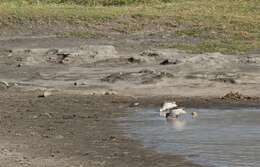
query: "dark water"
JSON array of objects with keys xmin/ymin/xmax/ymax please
[{"xmin": 118, "ymin": 107, "xmax": 260, "ymax": 167}]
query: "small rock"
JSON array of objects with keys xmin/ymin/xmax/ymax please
[
  {"xmin": 0, "ymin": 81, "xmax": 10, "ymax": 89},
  {"xmin": 32, "ymin": 115, "xmax": 38, "ymax": 119},
  {"xmin": 55, "ymin": 135, "xmax": 64, "ymax": 139},
  {"xmin": 62, "ymin": 114, "xmax": 76, "ymax": 119},
  {"xmin": 82, "ymin": 153, "xmax": 89, "ymax": 157},
  {"xmin": 109, "ymin": 136, "xmax": 117, "ymax": 141},
  {"xmin": 87, "ymin": 114, "xmax": 98, "ymax": 119},
  {"xmin": 38, "ymin": 90, "xmax": 52, "ymax": 98},
  {"xmin": 61, "ymin": 57, "xmax": 73, "ymax": 64},
  {"xmin": 80, "ymin": 82, "xmax": 87, "ymax": 85},
  {"xmin": 30, "ymin": 131, "xmax": 37, "ymax": 136},
  {"xmin": 123, "ymin": 151, "xmax": 130, "ymax": 155},
  {"xmin": 43, "ymin": 112, "xmax": 52, "ymax": 119},
  {"xmin": 104, "ymin": 91, "xmax": 116, "ymax": 95},
  {"xmin": 15, "ymin": 133, "xmax": 22, "ymax": 136},
  {"xmin": 127, "ymin": 57, "xmax": 141, "ymax": 63},
  {"xmin": 42, "ymin": 134, "xmax": 49, "ymax": 138},
  {"xmin": 129, "ymin": 102, "xmax": 140, "ymax": 107},
  {"xmin": 245, "ymin": 56, "xmax": 257, "ymax": 63},
  {"xmin": 160, "ymin": 59, "xmax": 178, "ymax": 65}
]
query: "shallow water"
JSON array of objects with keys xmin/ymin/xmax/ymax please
[{"xmin": 118, "ymin": 107, "xmax": 260, "ymax": 167}]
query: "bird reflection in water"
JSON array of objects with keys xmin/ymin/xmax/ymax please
[{"xmin": 166, "ymin": 117, "xmax": 187, "ymax": 130}]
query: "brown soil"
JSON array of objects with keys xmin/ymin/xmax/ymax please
[
  {"xmin": 1, "ymin": 89, "xmax": 260, "ymax": 167},
  {"xmin": 0, "ymin": 31, "xmax": 259, "ymax": 166},
  {"xmin": 0, "ymin": 90, "xmax": 203, "ymax": 167}
]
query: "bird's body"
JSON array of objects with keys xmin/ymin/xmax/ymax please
[
  {"xmin": 171, "ymin": 108, "xmax": 187, "ymax": 115},
  {"xmin": 165, "ymin": 112, "xmax": 178, "ymax": 120},
  {"xmin": 160, "ymin": 102, "xmax": 177, "ymax": 112},
  {"xmin": 160, "ymin": 110, "xmax": 169, "ymax": 117},
  {"xmin": 160, "ymin": 101, "xmax": 187, "ymax": 118},
  {"xmin": 160, "ymin": 102, "xmax": 178, "ymax": 116}
]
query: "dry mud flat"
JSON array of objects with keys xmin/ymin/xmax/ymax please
[
  {"xmin": 0, "ymin": 44, "xmax": 260, "ymax": 97},
  {"xmin": 0, "ymin": 43, "xmax": 260, "ymax": 167},
  {"xmin": 0, "ymin": 90, "xmax": 213, "ymax": 167}
]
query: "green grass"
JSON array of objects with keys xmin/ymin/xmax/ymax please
[
  {"xmin": 163, "ymin": 40, "xmax": 258, "ymax": 55},
  {"xmin": 0, "ymin": 0, "xmax": 260, "ymax": 54},
  {"xmin": 0, "ymin": 0, "xmax": 177, "ymax": 6}
]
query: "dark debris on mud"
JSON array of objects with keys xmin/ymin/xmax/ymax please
[
  {"xmin": 221, "ymin": 92, "xmax": 253, "ymax": 100},
  {"xmin": 101, "ymin": 69, "xmax": 174, "ymax": 84}
]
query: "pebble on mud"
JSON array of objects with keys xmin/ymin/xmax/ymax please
[
  {"xmin": 62, "ymin": 114, "xmax": 76, "ymax": 119},
  {"xmin": 55, "ymin": 135, "xmax": 64, "ymax": 139},
  {"xmin": 103, "ymin": 91, "xmax": 117, "ymax": 95},
  {"xmin": 129, "ymin": 102, "xmax": 140, "ymax": 107},
  {"xmin": 127, "ymin": 57, "xmax": 141, "ymax": 64},
  {"xmin": 43, "ymin": 112, "xmax": 52, "ymax": 119},
  {"xmin": 38, "ymin": 90, "xmax": 52, "ymax": 98},
  {"xmin": 0, "ymin": 81, "xmax": 10, "ymax": 89},
  {"xmin": 160, "ymin": 59, "xmax": 178, "ymax": 65}
]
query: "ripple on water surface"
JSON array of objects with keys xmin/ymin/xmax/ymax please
[{"xmin": 118, "ymin": 107, "xmax": 260, "ymax": 167}]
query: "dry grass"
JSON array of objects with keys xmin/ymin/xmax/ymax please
[{"xmin": 0, "ymin": 0, "xmax": 260, "ymax": 54}]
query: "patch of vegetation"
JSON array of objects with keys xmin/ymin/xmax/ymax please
[
  {"xmin": 164, "ymin": 39, "xmax": 256, "ymax": 55},
  {"xmin": 0, "ymin": 0, "xmax": 260, "ymax": 54},
  {"xmin": 0, "ymin": 0, "xmax": 176, "ymax": 6}
]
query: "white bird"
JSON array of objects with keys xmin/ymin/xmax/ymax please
[
  {"xmin": 160, "ymin": 102, "xmax": 178, "ymax": 112},
  {"xmin": 171, "ymin": 108, "xmax": 187, "ymax": 115},
  {"xmin": 160, "ymin": 101, "xmax": 187, "ymax": 118},
  {"xmin": 165, "ymin": 108, "xmax": 187, "ymax": 118},
  {"xmin": 160, "ymin": 102, "xmax": 178, "ymax": 117}
]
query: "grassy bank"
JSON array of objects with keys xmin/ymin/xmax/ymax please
[
  {"xmin": 0, "ymin": 0, "xmax": 174, "ymax": 6},
  {"xmin": 0, "ymin": 0, "xmax": 260, "ymax": 54}
]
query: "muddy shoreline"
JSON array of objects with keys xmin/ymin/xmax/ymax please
[
  {"xmin": 0, "ymin": 35, "xmax": 259, "ymax": 166},
  {"xmin": 0, "ymin": 89, "xmax": 260, "ymax": 167},
  {"xmin": 0, "ymin": 90, "xmax": 202, "ymax": 167}
]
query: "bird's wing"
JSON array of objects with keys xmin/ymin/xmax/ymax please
[{"xmin": 160, "ymin": 102, "xmax": 178, "ymax": 111}]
